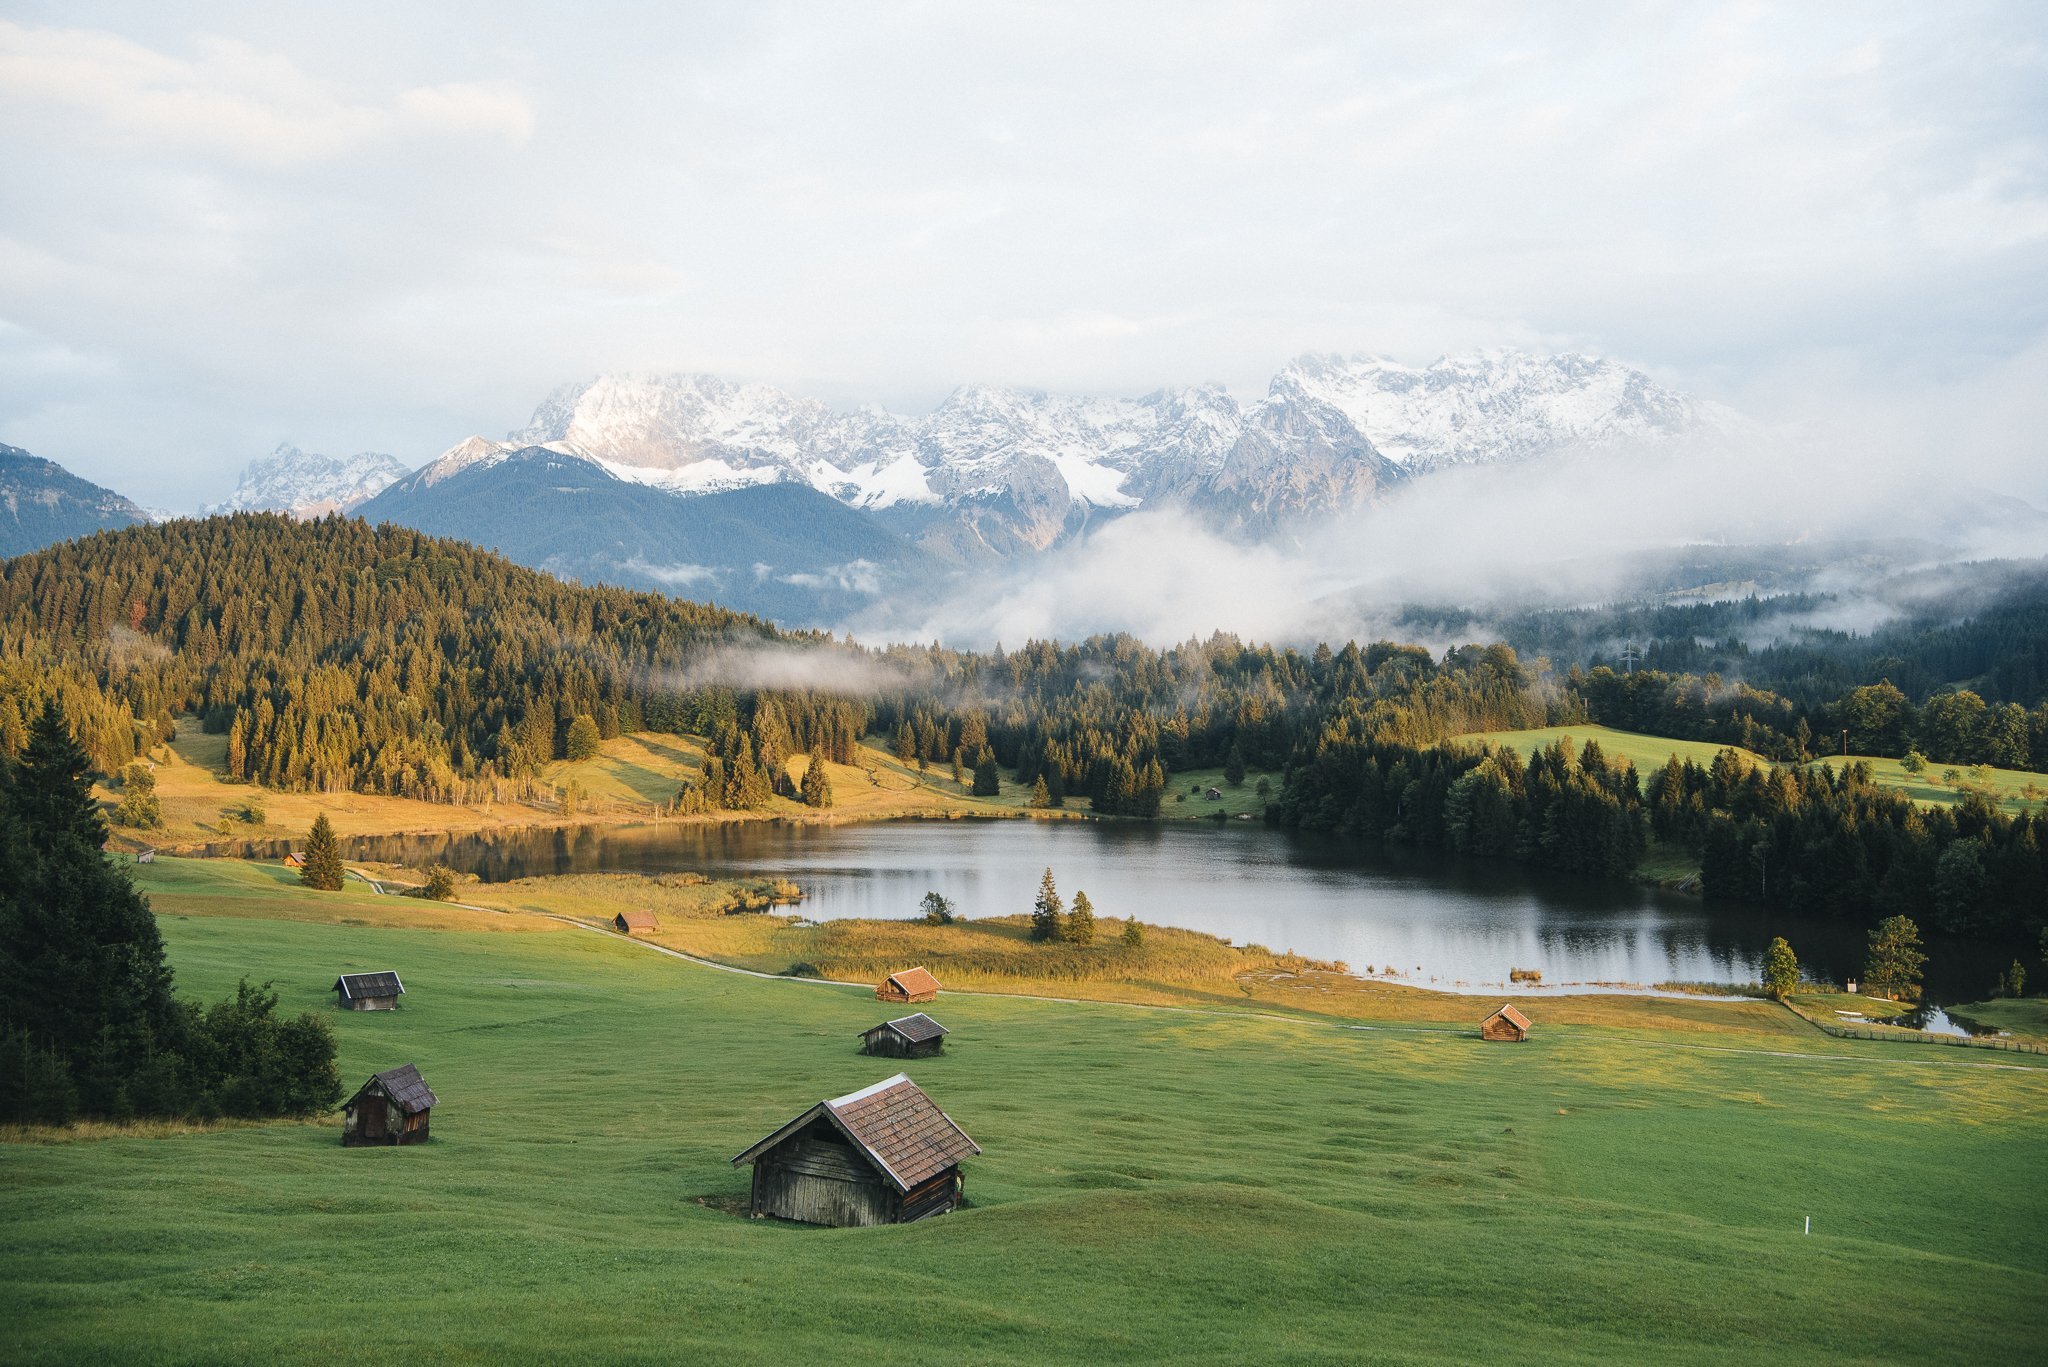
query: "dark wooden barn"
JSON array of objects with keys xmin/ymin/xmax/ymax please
[
  {"xmin": 731, "ymin": 1074, "xmax": 979, "ymax": 1227},
  {"xmin": 860, "ymin": 1012, "xmax": 948, "ymax": 1059},
  {"xmin": 1481, "ymin": 1003, "xmax": 1532, "ymax": 1042},
  {"xmin": 341, "ymin": 1063, "xmax": 438, "ymax": 1146},
  {"xmin": 877, "ymin": 966, "xmax": 940, "ymax": 1004},
  {"xmin": 333, "ymin": 971, "xmax": 405, "ymax": 1011},
  {"xmin": 614, "ymin": 910, "xmax": 658, "ymax": 935}
]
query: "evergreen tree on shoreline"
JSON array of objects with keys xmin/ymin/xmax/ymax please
[
  {"xmin": 1030, "ymin": 867, "xmax": 1065, "ymax": 942},
  {"xmin": 300, "ymin": 814, "xmax": 344, "ymax": 891},
  {"xmin": 1067, "ymin": 891, "xmax": 1096, "ymax": 945}
]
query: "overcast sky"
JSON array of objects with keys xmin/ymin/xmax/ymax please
[{"xmin": 2, "ymin": 2, "xmax": 2045, "ymax": 508}]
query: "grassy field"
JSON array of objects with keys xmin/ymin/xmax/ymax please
[
  {"xmin": 3, "ymin": 874, "xmax": 2044, "ymax": 1364},
  {"xmin": 1160, "ymin": 765, "xmax": 1279, "ymax": 821},
  {"xmin": 103, "ymin": 725, "xmax": 1032, "ymax": 852},
  {"xmin": 1459, "ymin": 724, "xmax": 2048, "ymax": 816}
]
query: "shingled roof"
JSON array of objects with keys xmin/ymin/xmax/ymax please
[
  {"xmin": 1487, "ymin": 1003, "xmax": 1532, "ymax": 1031},
  {"xmin": 616, "ymin": 910, "xmax": 658, "ymax": 932},
  {"xmin": 885, "ymin": 967, "xmax": 941, "ymax": 996},
  {"xmin": 352, "ymin": 1063, "xmax": 438, "ymax": 1115},
  {"xmin": 732, "ymin": 1074, "xmax": 979, "ymax": 1193},
  {"xmin": 334, "ymin": 971, "xmax": 404, "ymax": 1001},
  {"xmin": 863, "ymin": 1013, "xmax": 948, "ymax": 1044}
]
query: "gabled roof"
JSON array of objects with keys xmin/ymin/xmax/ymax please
[
  {"xmin": 617, "ymin": 910, "xmax": 658, "ymax": 930},
  {"xmin": 349, "ymin": 1063, "xmax": 438, "ymax": 1114},
  {"xmin": 885, "ymin": 967, "xmax": 941, "ymax": 995},
  {"xmin": 334, "ymin": 971, "xmax": 404, "ymax": 1000},
  {"xmin": 1486, "ymin": 1003, "xmax": 1532, "ymax": 1030},
  {"xmin": 732, "ymin": 1074, "xmax": 979, "ymax": 1193},
  {"xmin": 862, "ymin": 1013, "xmax": 948, "ymax": 1044}
]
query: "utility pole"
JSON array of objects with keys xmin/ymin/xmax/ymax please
[{"xmin": 1619, "ymin": 643, "xmax": 1642, "ymax": 675}]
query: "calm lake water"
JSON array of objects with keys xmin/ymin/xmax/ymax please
[{"xmin": 313, "ymin": 818, "xmax": 2011, "ymax": 1004}]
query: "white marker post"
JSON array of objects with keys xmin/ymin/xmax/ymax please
[{"xmin": 1804, "ymin": 1216, "xmax": 1810, "ymax": 1235}]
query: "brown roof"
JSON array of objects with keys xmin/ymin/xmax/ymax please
[
  {"xmin": 349, "ymin": 1063, "xmax": 438, "ymax": 1115},
  {"xmin": 1487, "ymin": 1003, "xmax": 1532, "ymax": 1031},
  {"xmin": 862, "ymin": 1013, "xmax": 948, "ymax": 1044},
  {"xmin": 732, "ymin": 1074, "xmax": 979, "ymax": 1193},
  {"xmin": 617, "ymin": 910, "xmax": 658, "ymax": 931},
  {"xmin": 886, "ymin": 967, "xmax": 941, "ymax": 996}
]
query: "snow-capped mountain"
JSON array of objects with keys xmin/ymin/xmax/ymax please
[
  {"xmin": 1275, "ymin": 350, "xmax": 1744, "ymax": 472},
  {"xmin": 402, "ymin": 350, "xmax": 1730, "ymax": 566},
  {"xmin": 206, "ymin": 443, "xmax": 409, "ymax": 518}
]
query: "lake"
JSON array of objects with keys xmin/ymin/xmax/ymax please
[{"xmin": 313, "ymin": 817, "xmax": 2012, "ymax": 1003}]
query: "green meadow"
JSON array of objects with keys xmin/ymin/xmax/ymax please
[
  {"xmin": 1460, "ymin": 723, "xmax": 2048, "ymax": 815},
  {"xmin": 3, "ymin": 886, "xmax": 2046, "ymax": 1363}
]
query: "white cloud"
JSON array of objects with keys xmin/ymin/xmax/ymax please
[
  {"xmin": 0, "ymin": 20, "xmax": 531, "ymax": 166},
  {"xmin": 0, "ymin": 3, "xmax": 2042, "ymax": 512}
]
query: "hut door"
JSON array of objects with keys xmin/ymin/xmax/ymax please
[{"xmin": 358, "ymin": 1094, "xmax": 389, "ymax": 1140}]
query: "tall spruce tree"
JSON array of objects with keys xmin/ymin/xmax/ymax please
[
  {"xmin": 300, "ymin": 814, "xmax": 345, "ymax": 891},
  {"xmin": 0, "ymin": 703, "xmax": 186, "ymax": 1120},
  {"xmin": 1067, "ymin": 891, "xmax": 1096, "ymax": 945},
  {"xmin": 1030, "ymin": 868, "xmax": 1065, "ymax": 942}
]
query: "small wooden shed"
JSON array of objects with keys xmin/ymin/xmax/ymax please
[
  {"xmin": 282, "ymin": 851, "xmax": 307, "ymax": 869},
  {"xmin": 334, "ymin": 971, "xmax": 405, "ymax": 1011},
  {"xmin": 731, "ymin": 1074, "xmax": 979, "ymax": 1226},
  {"xmin": 615, "ymin": 909, "xmax": 658, "ymax": 935},
  {"xmin": 1205, "ymin": 786, "xmax": 1223, "ymax": 800},
  {"xmin": 860, "ymin": 1013, "xmax": 949, "ymax": 1059},
  {"xmin": 1481, "ymin": 1003, "xmax": 1532, "ymax": 1042},
  {"xmin": 135, "ymin": 847, "xmax": 156, "ymax": 865},
  {"xmin": 341, "ymin": 1063, "xmax": 438, "ymax": 1146},
  {"xmin": 877, "ymin": 966, "xmax": 940, "ymax": 1004}
]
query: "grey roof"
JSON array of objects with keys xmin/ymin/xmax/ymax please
[
  {"xmin": 732, "ymin": 1074, "xmax": 979, "ymax": 1193},
  {"xmin": 863, "ymin": 1013, "xmax": 948, "ymax": 1044},
  {"xmin": 334, "ymin": 971, "xmax": 404, "ymax": 1000},
  {"xmin": 349, "ymin": 1063, "xmax": 438, "ymax": 1115}
]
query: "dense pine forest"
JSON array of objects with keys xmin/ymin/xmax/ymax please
[{"xmin": 3, "ymin": 516, "xmax": 2045, "ymax": 942}]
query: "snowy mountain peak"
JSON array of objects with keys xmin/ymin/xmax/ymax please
[
  {"xmin": 1273, "ymin": 350, "xmax": 1737, "ymax": 471},
  {"xmin": 206, "ymin": 443, "xmax": 408, "ymax": 518}
]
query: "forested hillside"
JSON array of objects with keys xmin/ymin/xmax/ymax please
[{"xmin": 3, "ymin": 516, "xmax": 2044, "ymax": 941}]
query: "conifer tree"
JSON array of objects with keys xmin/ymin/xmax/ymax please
[
  {"xmin": 799, "ymin": 753, "xmax": 834, "ymax": 808},
  {"xmin": 1120, "ymin": 919, "xmax": 1144, "ymax": 948},
  {"xmin": 1864, "ymin": 915, "xmax": 1927, "ymax": 1001},
  {"xmin": 1028, "ymin": 775, "xmax": 1050, "ymax": 808},
  {"xmin": 300, "ymin": 813, "xmax": 345, "ymax": 891},
  {"xmin": 1067, "ymin": 891, "xmax": 1096, "ymax": 944},
  {"xmin": 1030, "ymin": 867, "xmax": 1064, "ymax": 942},
  {"xmin": 565, "ymin": 714, "xmax": 602, "ymax": 761},
  {"xmin": 1224, "ymin": 741, "xmax": 1247, "ymax": 787},
  {"xmin": 972, "ymin": 751, "xmax": 1001, "ymax": 797}
]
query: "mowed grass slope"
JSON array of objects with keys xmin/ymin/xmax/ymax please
[
  {"xmin": 1461, "ymin": 724, "xmax": 2048, "ymax": 815},
  {"xmin": 3, "ymin": 899, "xmax": 2045, "ymax": 1363}
]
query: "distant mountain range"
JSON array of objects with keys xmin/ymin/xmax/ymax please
[
  {"xmin": 206, "ymin": 443, "xmax": 408, "ymax": 518},
  {"xmin": 356, "ymin": 447, "xmax": 928, "ymax": 624},
  {"xmin": 0, "ymin": 444, "xmax": 150, "ymax": 558},
  {"xmin": 2, "ymin": 350, "xmax": 1747, "ymax": 621}
]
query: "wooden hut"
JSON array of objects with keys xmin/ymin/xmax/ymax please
[
  {"xmin": 1205, "ymin": 786, "xmax": 1223, "ymax": 800},
  {"xmin": 614, "ymin": 909, "xmax": 658, "ymax": 935},
  {"xmin": 341, "ymin": 1063, "xmax": 438, "ymax": 1146},
  {"xmin": 877, "ymin": 966, "xmax": 940, "ymax": 1004},
  {"xmin": 731, "ymin": 1074, "xmax": 978, "ymax": 1227},
  {"xmin": 860, "ymin": 1013, "xmax": 949, "ymax": 1059},
  {"xmin": 135, "ymin": 848, "xmax": 156, "ymax": 864},
  {"xmin": 1481, "ymin": 1003, "xmax": 1532, "ymax": 1042},
  {"xmin": 333, "ymin": 971, "xmax": 405, "ymax": 1011},
  {"xmin": 282, "ymin": 851, "xmax": 307, "ymax": 869}
]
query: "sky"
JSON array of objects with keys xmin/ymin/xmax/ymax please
[{"xmin": 1, "ymin": 1, "xmax": 2046, "ymax": 509}]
